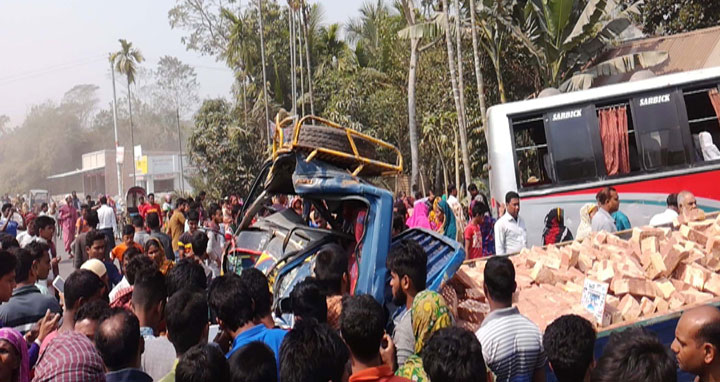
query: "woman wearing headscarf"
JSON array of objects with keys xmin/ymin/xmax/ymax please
[
  {"xmin": 542, "ymin": 208, "xmax": 573, "ymax": 245},
  {"xmin": 406, "ymin": 198, "xmax": 432, "ymax": 230},
  {"xmin": 576, "ymin": 203, "xmax": 598, "ymax": 241},
  {"xmin": 145, "ymin": 237, "xmax": 174, "ymax": 275},
  {"xmin": 395, "ymin": 290, "xmax": 453, "ymax": 382},
  {"xmin": 0, "ymin": 328, "xmax": 29, "ymax": 382},
  {"xmin": 428, "ymin": 197, "xmax": 443, "ymax": 232},
  {"xmin": 438, "ymin": 199, "xmax": 457, "ymax": 241}
]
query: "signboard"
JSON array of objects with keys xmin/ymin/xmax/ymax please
[
  {"xmin": 134, "ymin": 145, "xmax": 143, "ymax": 160},
  {"xmin": 149, "ymin": 155, "xmax": 175, "ymax": 175},
  {"xmin": 116, "ymin": 146, "xmax": 124, "ymax": 165},
  {"xmin": 135, "ymin": 155, "xmax": 148, "ymax": 175},
  {"xmin": 581, "ymin": 278, "xmax": 609, "ymax": 324}
]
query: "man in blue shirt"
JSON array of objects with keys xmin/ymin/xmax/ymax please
[
  {"xmin": 208, "ymin": 275, "xmax": 286, "ymax": 365},
  {"xmin": 85, "ymin": 230, "xmax": 122, "ymax": 288}
]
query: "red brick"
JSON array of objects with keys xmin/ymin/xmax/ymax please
[
  {"xmin": 639, "ymin": 297, "xmax": 656, "ymax": 316},
  {"xmin": 465, "ymin": 288, "xmax": 486, "ymax": 302},
  {"xmin": 618, "ymin": 294, "xmax": 642, "ymax": 321},
  {"xmin": 680, "ymin": 224, "xmax": 709, "ymax": 247},
  {"xmin": 457, "ymin": 299, "xmax": 489, "ymax": 323},
  {"xmin": 655, "ymin": 278, "xmax": 676, "ymax": 299},
  {"xmin": 704, "ymin": 273, "xmax": 720, "ymax": 296},
  {"xmin": 654, "ymin": 297, "xmax": 669, "ymax": 314},
  {"xmin": 530, "ymin": 262, "xmax": 555, "ymax": 285}
]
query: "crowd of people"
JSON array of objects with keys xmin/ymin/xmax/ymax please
[
  {"xmin": 399, "ymin": 184, "xmax": 704, "ymax": 259},
  {"xmin": 0, "ymin": 224, "xmax": 716, "ymax": 381},
  {"xmin": 0, "ymin": 184, "xmax": 712, "ymax": 382}
]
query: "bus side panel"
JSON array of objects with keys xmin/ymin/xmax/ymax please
[
  {"xmin": 519, "ymin": 169, "xmax": 720, "ymax": 247},
  {"xmin": 487, "ymin": 107, "xmax": 519, "ymax": 213}
]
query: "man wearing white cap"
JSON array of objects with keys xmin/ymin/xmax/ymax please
[
  {"xmin": 81, "ymin": 259, "xmax": 109, "ymax": 291},
  {"xmin": 58, "ymin": 194, "xmax": 78, "ymax": 259}
]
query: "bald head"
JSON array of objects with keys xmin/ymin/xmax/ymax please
[
  {"xmin": 672, "ymin": 306, "xmax": 720, "ymax": 377},
  {"xmin": 95, "ymin": 308, "xmax": 142, "ymax": 371}
]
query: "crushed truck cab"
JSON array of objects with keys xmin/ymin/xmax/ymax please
[{"xmin": 223, "ymin": 116, "xmax": 465, "ymax": 325}]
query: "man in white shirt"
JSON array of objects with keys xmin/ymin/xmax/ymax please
[
  {"xmin": 205, "ymin": 203, "xmax": 224, "ymax": 275},
  {"xmin": 96, "ymin": 196, "xmax": 117, "ymax": 258},
  {"xmin": 591, "ymin": 187, "xmax": 619, "ymax": 233},
  {"xmin": 494, "ymin": 191, "xmax": 527, "ymax": 255},
  {"xmin": 649, "ymin": 193, "xmax": 679, "ymax": 227}
]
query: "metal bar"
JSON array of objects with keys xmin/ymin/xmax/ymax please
[
  {"xmin": 683, "ymin": 87, "xmax": 715, "ymax": 96},
  {"xmin": 305, "ymin": 149, "xmax": 319, "ymax": 162},
  {"xmin": 513, "ymin": 116, "xmax": 544, "ymax": 124},
  {"xmin": 688, "ymin": 116, "xmax": 719, "ymax": 124},
  {"xmin": 515, "ymin": 144, "xmax": 548, "ymax": 152},
  {"xmin": 596, "ymin": 102, "xmax": 629, "ymax": 111},
  {"xmin": 352, "ymin": 165, "xmax": 365, "ymax": 177}
]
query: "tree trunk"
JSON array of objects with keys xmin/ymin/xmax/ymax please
[
  {"xmin": 442, "ymin": 0, "xmax": 471, "ymax": 190},
  {"xmin": 468, "ymin": 0, "xmax": 488, "ymax": 128},
  {"xmin": 454, "ymin": 129, "xmax": 460, "ymax": 191},
  {"xmin": 297, "ymin": 10, "xmax": 306, "ymax": 116},
  {"xmin": 127, "ymin": 81, "xmax": 136, "ymax": 186},
  {"xmin": 494, "ymin": 57, "xmax": 507, "ymax": 103},
  {"xmin": 407, "ymin": 38, "xmax": 420, "ymax": 192},
  {"xmin": 453, "ymin": 0, "xmax": 471, "ymax": 192},
  {"xmin": 242, "ymin": 76, "xmax": 248, "ymax": 127},
  {"xmin": 258, "ymin": 0, "xmax": 270, "ymax": 145},
  {"xmin": 288, "ymin": 7, "xmax": 297, "ymax": 114},
  {"xmin": 301, "ymin": 3, "xmax": 314, "ymax": 115},
  {"xmin": 401, "ymin": 0, "xmax": 421, "ymax": 192}
]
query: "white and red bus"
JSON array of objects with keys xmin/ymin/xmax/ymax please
[{"xmin": 487, "ymin": 67, "xmax": 720, "ymax": 246}]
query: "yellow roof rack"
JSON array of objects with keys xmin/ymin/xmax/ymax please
[{"xmin": 272, "ymin": 115, "xmax": 403, "ymax": 177}]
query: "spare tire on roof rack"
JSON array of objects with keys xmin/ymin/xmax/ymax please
[{"xmin": 272, "ymin": 115, "xmax": 403, "ymax": 177}]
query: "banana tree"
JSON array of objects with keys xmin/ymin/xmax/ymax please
[
  {"xmin": 560, "ymin": 50, "xmax": 669, "ymax": 91},
  {"xmin": 495, "ymin": 0, "xmax": 641, "ymax": 88}
]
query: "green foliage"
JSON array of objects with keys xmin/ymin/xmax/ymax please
[
  {"xmin": 187, "ymin": 99, "xmax": 267, "ymax": 199},
  {"xmin": 503, "ymin": 0, "xmax": 638, "ymax": 87},
  {"xmin": 640, "ymin": 0, "xmax": 720, "ymax": 36}
]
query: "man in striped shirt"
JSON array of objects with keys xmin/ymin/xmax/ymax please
[{"xmin": 476, "ymin": 256, "xmax": 547, "ymax": 382}]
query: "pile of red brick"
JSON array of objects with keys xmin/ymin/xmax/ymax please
[{"xmin": 443, "ymin": 213, "xmax": 720, "ymax": 332}]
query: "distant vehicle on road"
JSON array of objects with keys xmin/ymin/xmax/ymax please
[{"xmin": 29, "ymin": 189, "xmax": 49, "ymax": 211}]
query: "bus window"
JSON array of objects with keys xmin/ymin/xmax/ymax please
[
  {"xmin": 545, "ymin": 105, "xmax": 600, "ymax": 182},
  {"xmin": 511, "ymin": 115, "xmax": 551, "ymax": 188},
  {"xmin": 631, "ymin": 90, "xmax": 689, "ymax": 170},
  {"xmin": 683, "ymin": 86, "xmax": 720, "ymax": 162}
]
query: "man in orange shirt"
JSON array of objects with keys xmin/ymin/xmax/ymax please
[
  {"xmin": 111, "ymin": 224, "xmax": 144, "ymax": 266},
  {"xmin": 341, "ymin": 295, "xmax": 410, "ymax": 382}
]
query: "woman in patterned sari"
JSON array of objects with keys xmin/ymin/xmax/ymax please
[{"xmin": 395, "ymin": 290, "xmax": 453, "ymax": 382}]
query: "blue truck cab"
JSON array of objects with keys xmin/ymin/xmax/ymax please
[{"xmin": 223, "ymin": 116, "xmax": 465, "ymax": 326}]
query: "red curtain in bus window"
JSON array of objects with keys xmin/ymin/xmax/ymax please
[
  {"xmin": 598, "ymin": 107, "xmax": 630, "ymax": 176},
  {"xmin": 709, "ymin": 89, "xmax": 720, "ymax": 122}
]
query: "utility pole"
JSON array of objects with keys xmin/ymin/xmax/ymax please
[
  {"xmin": 110, "ymin": 57, "xmax": 123, "ymax": 199},
  {"xmin": 176, "ymin": 107, "xmax": 185, "ymax": 194},
  {"xmin": 258, "ymin": 0, "xmax": 271, "ymax": 145}
]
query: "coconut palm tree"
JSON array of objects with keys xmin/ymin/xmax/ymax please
[
  {"xmin": 468, "ymin": 0, "xmax": 488, "ymax": 128},
  {"xmin": 110, "ymin": 39, "xmax": 144, "ymax": 186},
  {"xmin": 440, "ymin": 0, "xmax": 471, "ymax": 190},
  {"xmin": 452, "ymin": 0, "xmax": 471, "ymax": 191}
]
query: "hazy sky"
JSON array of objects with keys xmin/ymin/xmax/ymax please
[{"xmin": 0, "ymin": 0, "xmax": 366, "ymax": 125}]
